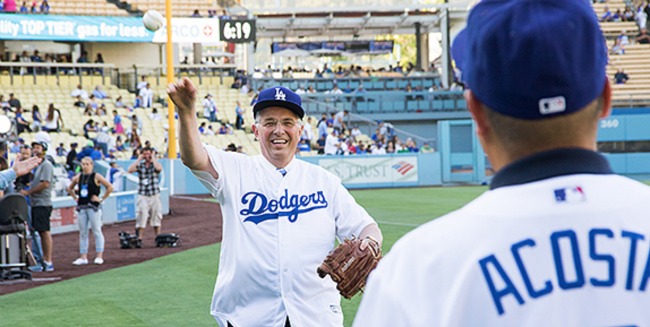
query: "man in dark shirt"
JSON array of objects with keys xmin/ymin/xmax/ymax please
[
  {"xmin": 636, "ymin": 28, "xmax": 650, "ymax": 44},
  {"xmin": 66, "ymin": 142, "xmax": 78, "ymax": 172}
]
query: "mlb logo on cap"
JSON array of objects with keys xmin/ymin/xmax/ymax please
[{"xmin": 253, "ymin": 86, "xmax": 305, "ymax": 119}]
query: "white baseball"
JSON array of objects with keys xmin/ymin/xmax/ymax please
[{"xmin": 143, "ymin": 10, "xmax": 165, "ymax": 32}]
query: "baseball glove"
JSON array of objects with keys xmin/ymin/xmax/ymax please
[{"xmin": 317, "ymin": 237, "xmax": 382, "ymax": 299}]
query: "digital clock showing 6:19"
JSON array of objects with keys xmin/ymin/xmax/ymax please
[{"xmin": 219, "ymin": 19, "xmax": 256, "ymax": 43}]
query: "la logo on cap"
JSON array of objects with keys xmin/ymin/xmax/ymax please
[{"xmin": 275, "ymin": 88, "xmax": 286, "ymax": 101}]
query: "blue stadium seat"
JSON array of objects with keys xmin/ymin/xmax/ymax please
[
  {"xmin": 407, "ymin": 100, "xmax": 418, "ymax": 111},
  {"xmin": 349, "ymin": 80, "xmax": 359, "ymax": 90},
  {"xmin": 337, "ymin": 80, "xmax": 349, "ymax": 90},
  {"xmin": 432, "ymin": 100, "xmax": 444, "ymax": 110},
  {"xmin": 371, "ymin": 80, "xmax": 385, "ymax": 90},
  {"xmin": 316, "ymin": 81, "xmax": 327, "ymax": 91},
  {"xmin": 386, "ymin": 80, "xmax": 397, "ymax": 89},
  {"xmin": 356, "ymin": 101, "xmax": 370, "ymax": 113},
  {"xmin": 397, "ymin": 79, "xmax": 409, "ymax": 89},
  {"xmin": 411, "ymin": 79, "xmax": 422, "ymax": 88}
]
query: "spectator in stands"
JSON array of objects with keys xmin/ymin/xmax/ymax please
[
  {"xmin": 350, "ymin": 125, "xmax": 362, "ymax": 142},
  {"xmin": 202, "ymin": 93, "xmax": 218, "ymax": 122},
  {"xmin": 610, "ymin": 38, "xmax": 625, "ymax": 55},
  {"xmin": 83, "ymin": 103, "xmax": 94, "ymax": 116},
  {"xmin": 112, "ymin": 110, "xmax": 124, "ymax": 134},
  {"xmin": 96, "ymin": 104, "xmax": 107, "ymax": 116},
  {"xmin": 329, "ymin": 84, "xmax": 343, "ymax": 102},
  {"xmin": 77, "ymin": 51, "xmax": 89, "ymax": 63},
  {"xmin": 307, "ymin": 85, "xmax": 317, "ymax": 94},
  {"xmin": 139, "ymin": 83, "xmax": 154, "ymax": 108},
  {"xmin": 106, "ymin": 161, "xmax": 124, "ymax": 192},
  {"xmin": 77, "ymin": 140, "xmax": 94, "ymax": 160},
  {"xmin": 637, "ymin": 6, "xmax": 648, "ymax": 30},
  {"xmin": 614, "ymin": 69, "xmax": 629, "ymax": 84},
  {"xmin": 199, "ymin": 122, "xmax": 207, "ymax": 134},
  {"xmin": 66, "ymin": 142, "xmax": 78, "ymax": 172},
  {"xmin": 624, "ymin": 7, "xmax": 635, "ymax": 22},
  {"xmin": 88, "ymin": 94, "xmax": 98, "ymax": 111},
  {"xmin": 420, "ymin": 142, "xmax": 435, "ymax": 153},
  {"xmin": 3, "ymin": 0, "xmax": 16, "ymax": 12},
  {"xmin": 0, "ymin": 95, "xmax": 10, "ymax": 112},
  {"xmin": 15, "ymin": 106, "xmax": 32, "ymax": 134},
  {"xmin": 71, "ymin": 84, "xmax": 89, "ymax": 100},
  {"xmin": 43, "ymin": 103, "xmax": 62, "ymax": 132},
  {"xmin": 114, "ymin": 96, "xmax": 126, "ymax": 108},
  {"xmin": 637, "ymin": 28, "xmax": 650, "ymax": 44},
  {"xmin": 299, "ymin": 116, "xmax": 314, "ymax": 150},
  {"xmin": 18, "ymin": 50, "xmax": 31, "ymax": 75},
  {"xmin": 8, "ymin": 93, "xmax": 21, "ymax": 109},
  {"xmin": 191, "ymin": 9, "xmax": 201, "ymax": 17},
  {"xmin": 94, "ymin": 53, "xmax": 104, "ymax": 74},
  {"xmin": 30, "ymin": 1, "xmax": 38, "ymax": 13},
  {"xmin": 149, "ymin": 107, "xmax": 162, "ymax": 120},
  {"xmin": 332, "ymin": 109, "xmax": 348, "ymax": 134},
  {"xmin": 115, "ymin": 136, "xmax": 124, "ymax": 151},
  {"xmin": 599, "ymin": 6, "xmax": 612, "ymax": 21},
  {"xmin": 235, "ymin": 101, "xmax": 244, "ymax": 130},
  {"xmin": 131, "ymin": 114, "xmax": 143, "ymax": 135},
  {"xmin": 55, "ymin": 142, "xmax": 66, "ymax": 157},
  {"xmin": 385, "ymin": 140, "xmax": 396, "ymax": 154},
  {"xmin": 354, "ymin": 83, "xmax": 367, "ymax": 102},
  {"xmin": 95, "ymin": 126, "xmax": 111, "ymax": 156},
  {"xmin": 295, "ymin": 85, "xmax": 306, "ymax": 94},
  {"xmin": 40, "ymin": 0, "xmax": 49, "ymax": 13},
  {"xmin": 617, "ymin": 30, "xmax": 630, "ymax": 46},
  {"xmin": 218, "ymin": 123, "xmax": 230, "ymax": 134},
  {"xmin": 134, "ymin": 95, "xmax": 143, "ymax": 108},
  {"xmin": 324, "ymin": 127, "xmax": 341, "ymax": 155},
  {"xmin": 205, "ymin": 125, "xmax": 215, "ymax": 135},
  {"xmin": 74, "ymin": 95, "xmax": 86, "ymax": 108},
  {"xmin": 19, "ymin": 1, "xmax": 27, "ymax": 12},
  {"xmin": 31, "ymin": 104, "xmax": 42, "ymax": 130},
  {"xmin": 136, "ymin": 76, "xmax": 148, "ymax": 92},
  {"xmin": 92, "ymin": 85, "xmax": 109, "ymax": 99},
  {"xmin": 405, "ymin": 138, "xmax": 419, "ymax": 152},
  {"xmin": 317, "ymin": 113, "xmax": 328, "ymax": 139},
  {"xmin": 82, "ymin": 119, "xmax": 96, "ymax": 139},
  {"xmin": 9, "ymin": 139, "xmax": 22, "ymax": 154}
]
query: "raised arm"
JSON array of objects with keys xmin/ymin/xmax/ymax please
[
  {"xmin": 167, "ymin": 77, "xmax": 218, "ymax": 179},
  {"xmin": 127, "ymin": 154, "xmax": 142, "ymax": 173}
]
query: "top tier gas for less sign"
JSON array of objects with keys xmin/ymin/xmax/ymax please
[{"xmin": 0, "ymin": 13, "xmax": 220, "ymax": 43}]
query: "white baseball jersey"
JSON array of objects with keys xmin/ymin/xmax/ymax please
[
  {"xmin": 191, "ymin": 145, "xmax": 376, "ymax": 327},
  {"xmin": 354, "ymin": 149, "xmax": 650, "ymax": 326}
]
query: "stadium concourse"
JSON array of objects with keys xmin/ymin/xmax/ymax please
[{"xmin": 0, "ymin": 195, "xmax": 222, "ymax": 295}]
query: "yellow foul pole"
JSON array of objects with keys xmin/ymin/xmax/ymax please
[{"xmin": 165, "ymin": 0, "xmax": 177, "ymax": 158}]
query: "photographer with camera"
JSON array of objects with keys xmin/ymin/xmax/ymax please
[
  {"xmin": 67, "ymin": 157, "xmax": 113, "ymax": 265},
  {"xmin": 127, "ymin": 147, "xmax": 163, "ymax": 243}
]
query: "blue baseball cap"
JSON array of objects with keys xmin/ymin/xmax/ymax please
[
  {"xmin": 452, "ymin": 0, "xmax": 608, "ymax": 120},
  {"xmin": 253, "ymin": 86, "xmax": 305, "ymax": 119}
]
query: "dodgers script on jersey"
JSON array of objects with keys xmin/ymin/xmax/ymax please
[
  {"xmin": 355, "ymin": 152, "xmax": 650, "ymax": 326},
  {"xmin": 191, "ymin": 145, "xmax": 375, "ymax": 327}
]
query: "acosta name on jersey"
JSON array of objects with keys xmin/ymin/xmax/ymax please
[
  {"xmin": 479, "ymin": 228, "xmax": 650, "ymax": 315},
  {"xmin": 240, "ymin": 189, "xmax": 328, "ymax": 224}
]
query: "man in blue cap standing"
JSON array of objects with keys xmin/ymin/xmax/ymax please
[
  {"xmin": 355, "ymin": 0, "xmax": 650, "ymax": 325},
  {"xmin": 168, "ymin": 79, "xmax": 382, "ymax": 327}
]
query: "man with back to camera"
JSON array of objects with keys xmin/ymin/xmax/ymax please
[
  {"xmin": 167, "ymin": 80, "xmax": 383, "ymax": 327},
  {"xmin": 354, "ymin": 0, "xmax": 650, "ymax": 326},
  {"xmin": 20, "ymin": 141, "xmax": 55, "ymax": 272}
]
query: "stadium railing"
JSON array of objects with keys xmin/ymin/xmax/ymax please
[
  {"xmin": 300, "ymin": 90, "xmax": 466, "ymax": 115},
  {"xmin": 251, "ymin": 75, "xmax": 441, "ymax": 93}
]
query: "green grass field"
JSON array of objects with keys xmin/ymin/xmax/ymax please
[{"xmin": 0, "ymin": 186, "xmax": 487, "ymax": 327}]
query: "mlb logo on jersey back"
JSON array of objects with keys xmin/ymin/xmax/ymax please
[{"xmin": 554, "ymin": 186, "xmax": 585, "ymax": 203}]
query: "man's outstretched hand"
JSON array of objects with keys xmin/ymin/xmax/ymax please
[
  {"xmin": 167, "ymin": 77, "xmax": 198, "ymax": 115},
  {"xmin": 12, "ymin": 156, "xmax": 42, "ymax": 177}
]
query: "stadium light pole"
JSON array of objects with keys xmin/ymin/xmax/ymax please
[{"xmin": 165, "ymin": 0, "xmax": 177, "ymax": 159}]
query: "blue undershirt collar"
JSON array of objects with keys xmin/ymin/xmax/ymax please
[{"xmin": 490, "ymin": 148, "xmax": 614, "ymax": 190}]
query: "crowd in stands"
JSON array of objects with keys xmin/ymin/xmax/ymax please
[
  {"xmin": 2, "ymin": 50, "xmax": 107, "ymax": 76},
  {"xmin": 300, "ymin": 111, "xmax": 435, "ymax": 156},
  {"xmin": 0, "ymin": 0, "xmax": 50, "ymax": 13}
]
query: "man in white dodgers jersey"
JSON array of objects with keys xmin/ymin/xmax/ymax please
[
  {"xmin": 168, "ymin": 79, "xmax": 382, "ymax": 327},
  {"xmin": 354, "ymin": 0, "xmax": 650, "ymax": 326}
]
